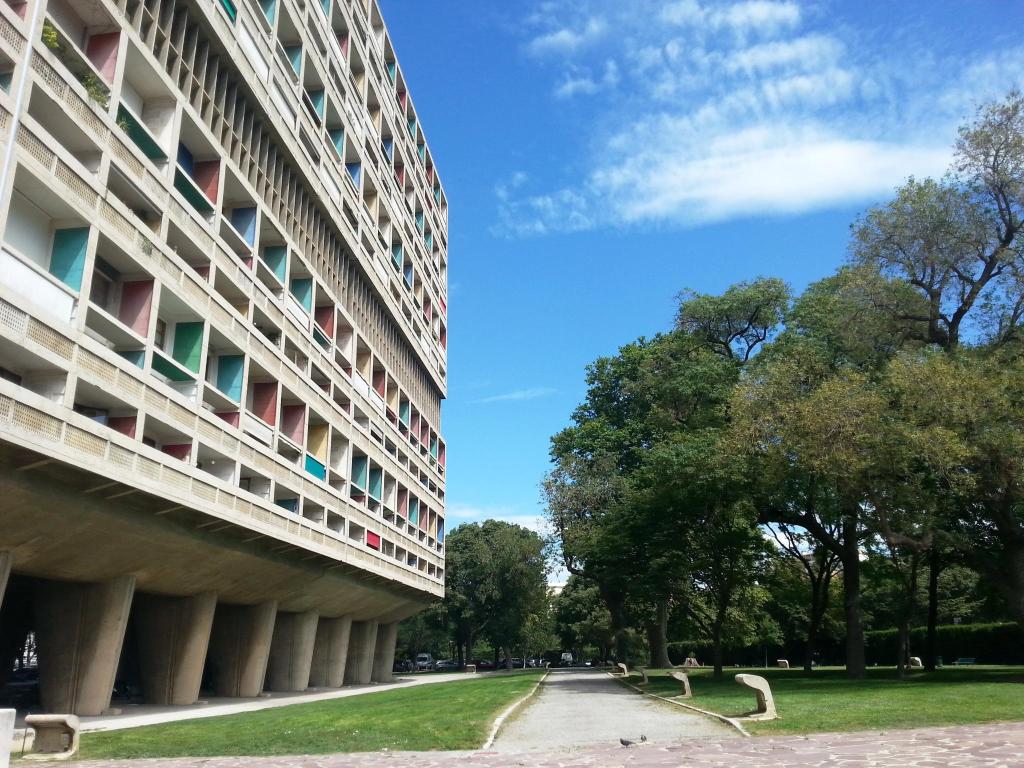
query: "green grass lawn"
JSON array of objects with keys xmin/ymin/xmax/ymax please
[
  {"xmin": 80, "ymin": 671, "xmax": 543, "ymax": 759},
  {"xmin": 631, "ymin": 666, "xmax": 1024, "ymax": 735}
]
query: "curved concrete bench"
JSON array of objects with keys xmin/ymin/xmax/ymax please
[
  {"xmin": 0, "ymin": 708, "xmax": 13, "ymax": 768},
  {"xmin": 668, "ymin": 670, "xmax": 692, "ymax": 698},
  {"xmin": 637, "ymin": 666, "xmax": 649, "ymax": 684},
  {"xmin": 616, "ymin": 662, "xmax": 629, "ymax": 677},
  {"xmin": 23, "ymin": 714, "xmax": 80, "ymax": 761},
  {"xmin": 777, "ymin": 659, "xmax": 790, "ymax": 669},
  {"xmin": 464, "ymin": 664, "xmax": 477, "ymax": 674},
  {"xmin": 734, "ymin": 674, "xmax": 777, "ymax": 721}
]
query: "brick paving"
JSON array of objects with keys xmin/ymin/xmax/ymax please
[{"xmin": 33, "ymin": 722, "xmax": 1024, "ymax": 767}]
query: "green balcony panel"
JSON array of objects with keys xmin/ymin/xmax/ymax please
[
  {"xmin": 172, "ymin": 321, "xmax": 204, "ymax": 373},
  {"xmin": 285, "ymin": 45, "xmax": 302, "ymax": 75},
  {"xmin": 49, "ymin": 227, "xmax": 89, "ymax": 291},
  {"xmin": 408, "ymin": 497, "xmax": 419, "ymax": 525},
  {"xmin": 368, "ymin": 468, "xmax": 382, "ymax": 500},
  {"xmin": 174, "ymin": 169, "xmax": 215, "ymax": 214},
  {"xmin": 290, "ymin": 277, "xmax": 313, "ymax": 312},
  {"xmin": 260, "ymin": 0, "xmax": 275, "ymax": 22},
  {"xmin": 329, "ymin": 128, "xmax": 345, "ymax": 157},
  {"xmin": 218, "ymin": 0, "xmax": 237, "ymax": 22},
  {"xmin": 152, "ymin": 352, "xmax": 194, "ymax": 382},
  {"xmin": 399, "ymin": 401, "xmax": 410, "ymax": 426},
  {"xmin": 117, "ymin": 105, "xmax": 167, "ymax": 160},
  {"xmin": 117, "ymin": 349, "xmax": 145, "ymax": 368},
  {"xmin": 351, "ymin": 455, "xmax": 367, "ymax": 489},
  {"xmin": 391, "ymin": 244, "xmax": 403, "ymax": 270},
  {"xmin": 305, "ymin": 454, "xmax": 327, "ymax": 481},
  {"xmin": 276, "ymin": 498, "xmax": 298, "ymax": 513},
  {"xmin": 261, "ymin": 245, "xmax": 287, "ymax": 283},
  {"xmin": 216, "ymin": 354, "xmax": 244, "ymax": 401}
]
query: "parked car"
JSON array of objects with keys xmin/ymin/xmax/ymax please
[
  {"xmin": 474, "ymin": 658, "xmax": 496, "ymax": 670},
  {"xmin": 393, "ymin": 659, "xmax": 414, "ymax": 673},
  {"xmin": 435, "ymin": 659, "xmax": 459, "ymax": 671},
  {"xmin": 415, "ymin": 653, "xmax": 435, "ymax": 671}
]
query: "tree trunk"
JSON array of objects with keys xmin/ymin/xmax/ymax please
[
  {"xmin": 842, "ymin": 526, "xmax": 866, "ymax": 679},
  {"xmin": 896, "ymin": 618, "xmax": 909, "ymax": 680},
  {"xmin": 711, "ymin": 624, "xmax": 724, "ymax": 679},
  {"xmin": 804, "ymin": 614, "xmax": 820, "ymax": 673},
  {"xmin": 1000, "ymin": 538, "xmax": 1024, "ymax": 624},
  {"xmin": 646, "ymin": 597, "xmax": 672, "ymax": 669},
  {"xmin": 926, "ymin": 551, "xmax": 941, "ymax": 671}
]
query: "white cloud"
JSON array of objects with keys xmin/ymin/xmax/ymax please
[
  {"xmin": 728, "ymin": 34, "xmax": 843, "ymax": 73},
  {"xmin": 444, "ymin": 505, "xmax": 552, "ymax": 536},
  {"xmin": 715, "ymin": 1, "xmax": 801, "ymax": 35},
  {"xmin": 528, "ymin": 16, "xmax": 607, "ymax": 56},
  {"xmin": 474, "ymin": 387, "xmax": 558, "ymax": 404},
  {"xmin": 499, "ymin": 0, "xmax": 1024, "ymax": 235},
  {"xmin": 594, "ymin": 124, "xmax": 951, "ymax": 225},
  {"xmin": 660, "ymin": 0, "xmax": 800, "ymax": 35}
]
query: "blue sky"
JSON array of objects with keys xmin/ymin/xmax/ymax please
[{"xmin": 380, "ymin": 0, "xmax": 1024, "ymax": 539}]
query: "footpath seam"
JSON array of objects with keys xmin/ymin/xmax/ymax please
[
  {"xmin": 481, "ymin": 669, "xmax": 550, "ymax": 749},
  {"xmin": 607, "ymin": 671, "xmax": 751, "ymax": 738}
]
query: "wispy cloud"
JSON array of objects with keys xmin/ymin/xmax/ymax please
[
  {"xmin": 498, "ymin": 0, "xmax": 1024, "ymax": 236},
  {"xmin": 527, "ymin": 16, "xmax": 607, "ymax": 56},
  {"xmin": 445, "ymin": 504, "xmax": 552, "ymax": 536},
  {"xmin": 474, "ymin": 387, "xmax": 557, "ymax": 404}
]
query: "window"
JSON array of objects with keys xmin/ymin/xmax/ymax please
[{"xmin": 154, "ymin": 319, "xmax": 167, "ymax": 350}]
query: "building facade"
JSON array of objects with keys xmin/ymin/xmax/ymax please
[{"xmin": 0, "ymin": 0, "xmax": 447, "ymax": 716}]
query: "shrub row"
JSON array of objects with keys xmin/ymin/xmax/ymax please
[{"xmin": 864, "ymin": 622, "xmax": 1024, "ymax": 665}]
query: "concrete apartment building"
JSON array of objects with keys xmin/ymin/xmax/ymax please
[{"xmin": 0, "ymin": 0, "xmax": 447, "ymax": 717}]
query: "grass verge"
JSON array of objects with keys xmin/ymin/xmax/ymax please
[
  {"xmin": 80, "ymin": 672, "xmax": 544, "ymax": 758},
  {"xmin": 633, "ymin": 666, "xmax": 1024, "ymax": 735}
]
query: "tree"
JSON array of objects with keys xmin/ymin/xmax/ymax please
[
  {"xmin": 852, "ymin": 92, "xmax": 1024, "ymax": 350},
  {"xmin": 767, "ymin": 523, "xmax": 841, "ymax": 671},
  {"xmin": 441, "ymin": 520, "xmax": 549, "ymax": 669}
]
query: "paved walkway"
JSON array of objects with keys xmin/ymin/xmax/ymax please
[
  {"xmin": 491, "ymin": 668, "xmax": 731, "ymax": 750},
  {"xmin": 30, "ymin": 723, "xmax": 1024, "ymax": 767}
]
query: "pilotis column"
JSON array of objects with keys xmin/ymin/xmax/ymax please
[
  {"xmin": 309, "ymin": 616, "xmax": 351, "ymax": 688},
  {"xmin": 265, "ymin": 610, "xmax": 318, "ymax": 692},
  {"xmin": 343, "ymin": 620, "xmax": 379, "ymax": 685},
  {"xmin": 207, "ymin": 601, "xmax": 277, "ymax": 697},
  {"xmin": 34, "ymin": 575, "xmax": 136, "ymax": 715},
  {"xmin": 371, "ymin": 622, "xmax": 399, "ymax": 683},
  {"xmin": 0, "ymin": 552, "xmax": 10, "ymax": 614},
  {"xmin": 134, "ymin": 591, "xmax": 217, "ymax": 705}
]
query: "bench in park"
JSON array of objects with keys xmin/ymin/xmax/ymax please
[
  {"xmin": 616, "ymin": 662, "xmax": 629, "ymax": 677},
  {"xmin": 952, "ymin": 658, "xmax": 976, "ymax": 666},
  {"xmin": 668, "ymin": 670, "xmax": 693, "ymax": 698},
  {"xmin": 23, "ymin": 714, "xmax": 80, "ymax": 761},
  {"xmin": 734, "ymin": 674, "xmax": 778, "ymax": 721}
]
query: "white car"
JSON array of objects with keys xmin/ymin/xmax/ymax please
[{"xmin": 415, "ymin": 653, "xmax": 434, "ymax": 670}]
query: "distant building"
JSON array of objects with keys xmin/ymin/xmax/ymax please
[{"xmin": 0, "ymin": 0, "xmax": 446, "ymax": 715}]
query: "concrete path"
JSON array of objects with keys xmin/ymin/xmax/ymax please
[
  {"xmin": 31, "ymin": 723, "xmax": 1024, "ymax": 767},
  {"xmin": 490, "ymin": 668, "xmax": 731, "ymax": 751}
]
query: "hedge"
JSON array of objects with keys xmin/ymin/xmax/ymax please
[{"xmin": 865, "ymin": 622, "xmax": 1024, "ymax": 665}]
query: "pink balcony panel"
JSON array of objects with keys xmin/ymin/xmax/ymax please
[
  {"xmin": 252, "ymin": 382, "xmax": 278, "ymax": 426},
  {"xmin": 118, "ymin": 280, "xmax": 153, "ymax": 337},
  {"xmin": 86, "ymin": 31, "xmax": 120, "ymax": 84}
]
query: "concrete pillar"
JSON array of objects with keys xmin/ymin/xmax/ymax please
[
  {"xmin": 0, "ymin": 552, "xmax": 10, "ymax": 614},
  {"xmin": 207, "ymin": 601, "xmax": 277, "ymax": 698},
  {"xmin": 34, "ymin": 575, "xmax": 136, "ymax": 716},
  {"xmin": 309, "ymin": 616, "xmax": 351, "ymax": 688},
  {"xmin": 371, "ymin": 622, "xmax": 399, "ymax": 683},
  {"xmin": 344, "ymin": 620, "xmax": 379, "ymax": 685},
  {"xmin": 134, "ymin": 591, "xmax": 217, "ymax": 705},
  {"xmin": 265, "ymin": 610, "xmax": 318, "ymax": 692}
]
